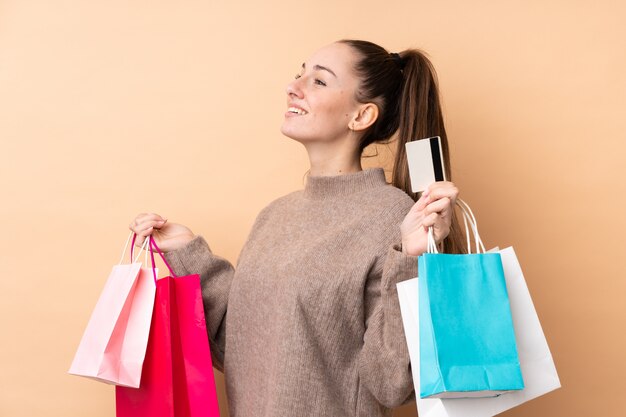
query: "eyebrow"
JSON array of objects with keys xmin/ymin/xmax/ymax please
[{"xmin": 301, "ymin": 63, "xmax": 337, "ymax": 78}]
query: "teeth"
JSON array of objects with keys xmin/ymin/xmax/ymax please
[{"xmin": 288, "ymin": 107, "xmax": 308, "ymax": 115}]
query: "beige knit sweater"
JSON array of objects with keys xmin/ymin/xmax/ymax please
[{"xmin": 163, "ymin": 168, "xmax": 419, "ymax": 417}]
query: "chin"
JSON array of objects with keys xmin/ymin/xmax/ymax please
[
  {"xmin": 280, "ymin": 125, "xmax": 306, "ymax": 143},
  {"xmin": 280, "ymin": 122, "xmax": 329, "ymax": 145}
]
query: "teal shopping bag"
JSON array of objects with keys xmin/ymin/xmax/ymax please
[{"xmin": 417, "ymin": 200, "xmax": 524, "ymax": 399}]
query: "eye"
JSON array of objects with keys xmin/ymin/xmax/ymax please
[
  {"xmin": 314, "ymin": 79, "xmax": 327, "ymax": 86},
  {"xmin": 294, "ymin": 73, "xmax": 302, "ymax": 79}
]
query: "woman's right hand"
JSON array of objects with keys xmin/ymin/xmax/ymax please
[{"xmin": 129, "ymin": 213, "xmax": 195, "ymax": 253}]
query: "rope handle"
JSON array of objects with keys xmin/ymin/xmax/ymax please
[
  {"xmin": 118, "ymin": 231, "xmax": 150, "ymax": 265},
  {"xmin": 148, "ymin": 236, "xmax": 176, "ymax": 282},
  {"xmin": 129, "ymin": 233, "xmax": 150, "ymax": 265},
  {"xmin": 118, "ymin": 231, "xmax": 164, "ymax": 284},
  {"xmin": 426, "ymin": 198, "xmax": 486, "ymax": 255}
]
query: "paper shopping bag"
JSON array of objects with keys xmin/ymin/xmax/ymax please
[
  {"xmin": 418, "ymin": 251, "xmax": 524, "ymax": 398},
  {"xmin": 116, "ymin": 237, "xmax": 220, "ymax": 417},
  {"xmin": 398, "ymin": 246, "xmax": 560, "ymax": 417},
  {"xmin": 69, "ymin": 234, "xmax": 156, "ymax": 388}
]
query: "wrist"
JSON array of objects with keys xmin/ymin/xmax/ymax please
[
  {"xmin": 176, "ymin": 234, "xmax": 197, "ymax": 250},
  {"xmin": 401, "ymin": 240, "xmax": 425, "ymax": 257}
]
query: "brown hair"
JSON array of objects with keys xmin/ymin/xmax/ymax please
[{"xmin": 339, "ymin": 39, "xmax": 466, "ymax": 254}]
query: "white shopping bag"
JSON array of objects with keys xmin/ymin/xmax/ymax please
[{"xmin": 397, "ymin": 246, "xmax": 561, "ymax": 417}]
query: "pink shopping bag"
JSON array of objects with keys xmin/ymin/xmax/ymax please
[
  {"xmin": 69, "ymin": 233, "xmax": 157, "ymax": 388},
  {"xmin": 116, "ymin": 236, "xmax": 220, "ymax": 417}
]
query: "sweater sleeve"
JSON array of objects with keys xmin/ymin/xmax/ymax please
[
  {"xmin": 163, "ymin": 235, "xmax": 234, "ymax": 371},
  {"xmin": 357, "ymin": 242, "xmax": 419, "ymax": 408}
]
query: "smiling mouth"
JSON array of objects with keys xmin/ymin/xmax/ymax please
[{"xmin": 287, "ymin": 107, "xmax": 308, "ymax": 115}]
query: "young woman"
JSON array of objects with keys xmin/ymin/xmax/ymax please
[{"xmin": 130, "ymin": 39, "xmax": 463, "ymax": 417}]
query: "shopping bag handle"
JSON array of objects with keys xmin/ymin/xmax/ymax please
[
  {"xmin": 426, "ymin": 198, "xmax": 486, "ymax": 255},
  {"xmin": 456, "ymin": 199, "xmax": 486, "ymax": 254},
  {"xmin": 147, "ymin": 236, "xmax": 176, "ymax": 281},
  {"xmin": 130, "ymin": 233, "xmax": 152, "ymax": 265},
  {"xmin": 118, "ymin": 231, "xmax": 150, "ymax": 265}
]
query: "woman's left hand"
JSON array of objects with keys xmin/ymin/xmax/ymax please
[{"xmin": 400, "ymin": 182, "xmax": 459, "ymax": 257}]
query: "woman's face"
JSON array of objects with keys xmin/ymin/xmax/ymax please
[{"xmin": 280, "ymin": 42, "xmax": 363, "ymax": 145}]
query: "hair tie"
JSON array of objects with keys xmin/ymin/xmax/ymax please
[{"xmin": 390, "ymin": 52, "xmax": 404, "ymax": 69}]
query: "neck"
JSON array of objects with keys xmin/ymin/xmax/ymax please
[{"xmin": 302, "ymin": 138, "xmax": 363, "ymax": 176}]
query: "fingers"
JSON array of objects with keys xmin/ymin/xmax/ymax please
[
  {"xmin": 412, "ymin": 194, "xmax": 453, "ymax": 220},
  {"xmin": 414, "ymin": 182, "xmax": 458, "ymax": 212},
  {"xmin": 421, "ymin": 187, "xmax": 454, "ymax": 241},
  {"xmin": 421, "ymin": 181, "xmax": 459, "ymax": 205},
  {"xmin": 422, "ymin": 212, "xmax": 451, "ymax": 242},
  {"xmin": 422, "ymin": 212, "xmax": 451, "ymax": 231},
  {"xmin": 129, "ymin": 213, "xmax": 168, "ymax": 245},
  {"xmin": 411, "ymin": 191, "xmax": 431, "ymax": 213},
  {"xmin": 423, "ymin": 197, "xmax": 451, "ymax": 217},
  {"xmin": 136, "ymin": 220, "xmax": 162, "ymax": 235},
  {"xmin": 131, "ymin": 213, "xmax": 167, "ymax": 228}
]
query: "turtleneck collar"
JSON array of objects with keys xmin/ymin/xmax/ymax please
[{"xmin": 303, "ymin": 168, "xmax": 388, "ymax": 200}]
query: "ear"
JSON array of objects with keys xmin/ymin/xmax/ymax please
[{"xmin": 349, "ymin": 103, "xmax": 379, "ymax": 132}]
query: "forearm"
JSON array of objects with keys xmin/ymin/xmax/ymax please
[{"xmin": 358, "ymin": 244, "xmax": 419, "ymax": 408}]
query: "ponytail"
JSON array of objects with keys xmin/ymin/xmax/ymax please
[
  {"xmin": 339, "ymin": 40, "xmax": 466, "ymax": 254},
  {"xmin": 393, "ymin": 50, "xmax": 465, "ymax": 254},
  {"xmin": 392, "ymin": 50, "xmax": 448, "ymax": 196}
]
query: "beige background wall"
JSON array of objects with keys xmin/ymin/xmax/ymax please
[{"xmin": 1, "ymin": 1, "xmax": 624, "ymax": 416}]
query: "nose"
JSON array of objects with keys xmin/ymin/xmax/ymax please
[{"xmin": 286, "ymin": 77, "xmax": 304, "ymax": 98}]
